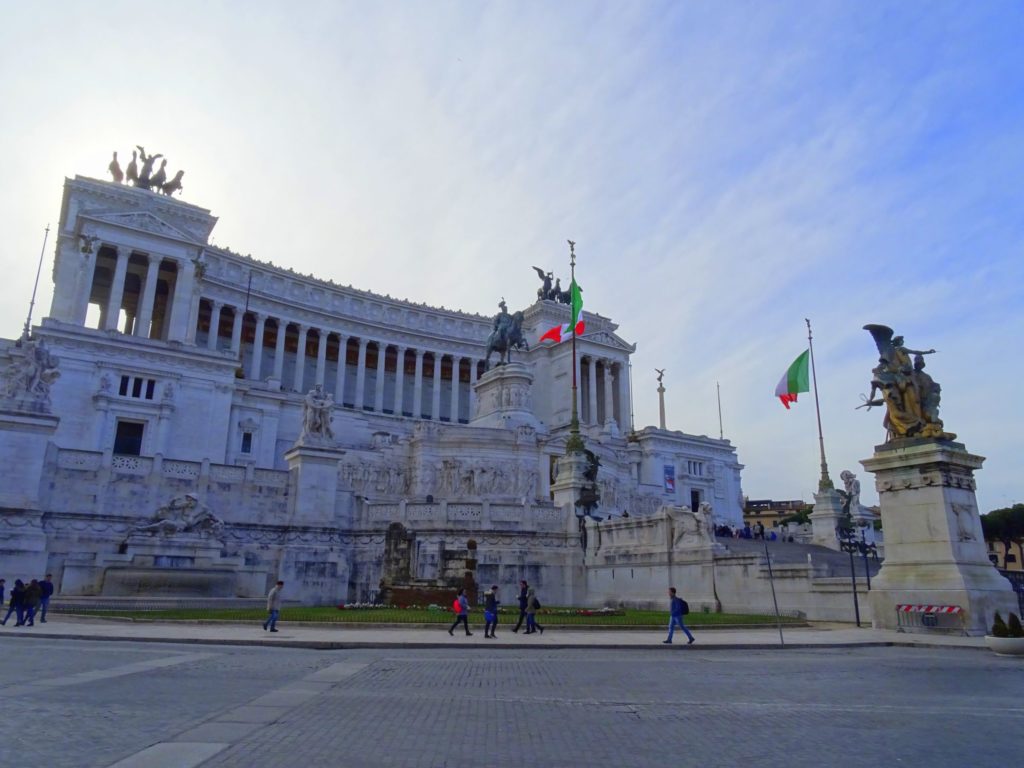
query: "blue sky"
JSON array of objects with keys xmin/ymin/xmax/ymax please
[{"xmin": 1, "ymin": 1, "xmax": 1021, "ymax": 512}]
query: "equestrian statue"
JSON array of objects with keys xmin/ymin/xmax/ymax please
[{"xmin": 484, "ymin": 297, "xmax": 528, "ymax": 370}]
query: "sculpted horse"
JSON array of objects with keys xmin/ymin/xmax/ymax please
[{"xmin": 484, "ymin": 310, "xmax": 528, "ymax": 369}]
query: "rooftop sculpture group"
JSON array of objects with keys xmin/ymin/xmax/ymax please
[
  {"xmin": 861, "ymin": 324, "xmax": 954, "ymax": 442},
  {"xmin": 107, "ymin": 146, "xmax": 185, "ymax": 197},
  {"xmin": 532, "ymin": 266, "xmax": 577, "ymax": 304}
]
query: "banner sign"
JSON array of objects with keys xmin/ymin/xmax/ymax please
[{"xmin": 663, "ymin": 465, "xmax": 676, "ymax": 493}]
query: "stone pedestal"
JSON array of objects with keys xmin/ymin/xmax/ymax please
[
  {"xmin": 809, "ymin": 487, "xmax": 845, "ymax": 551},
  {"xmin": 0, "ymin": 409, "xmax": 60, "ymax": 577},
  {"xmin": 551, "ymin": 451, "xmax": 589, "ymax": 604},
  {"xmin": 284, "ymin": 440, "xmax": 347, "ymax": 524},
  {"xmin": 471, "ymin": 362, "xmax": 541, "ymax": 430},
  {"xmin": 861, "ymin": 439, "xmax": 1017, "ymax": 635}
]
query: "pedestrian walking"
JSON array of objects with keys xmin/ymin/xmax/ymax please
[
  {"xmin": 0, "ymin": 579, "xmax": 5, "ymax": 607},
  {"xmin": 263, "ymin": 580, "xmax": 284, "ymax": 632},
  {"xmin": 39, "ymin": 573, "xmax": 54, "ymax": 623},
  {"xmin": 511, "ymin": 580, "xmax": 529, "ymax": 633},
  {"xmin": 1, "ymin": 580, "xmax": 23, "ymax": 626},
  {"xmin": 483, "ymin": 585, "xmax": 500, "ymax": 638},
  {"xmin": 524, "ymin": 587, "xmax": 544, "ymax": 634},
  {"xmin": 448, "ymin": 588, "xmax": 473, "ymax": 636},
  {"xmin": 23, "ymin": 579, "xmax": 42, "ymax": 626},
  {"xmin": 662, "ymin": 587, "xmax": 695, "ymax": 645}
]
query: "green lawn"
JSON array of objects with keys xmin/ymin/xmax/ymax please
[{"xmin": 59, "ymin": 606, "xmax": 803, "ymax": 627}]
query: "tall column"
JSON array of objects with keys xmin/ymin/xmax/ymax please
[
  {"xmin": 134, "ymin": 255, "xmax": 161, "ymax": 338},
  {"xmin": 315, "ymin": 329, "xmax": 328, "ymax": 386},
  {"xmin": 72, "ymin": 242, "xmax": 99, "ymax": 325},
  {"xmin": 167, "ymin": 258, "xmax": 196, "ymax": 342},
  {"xmin": 469, "ymin": 359, "xmax": 479, "ymax": 419},
  {"xmin": 393, "ymin": 346, "xmax": 407, "ymax": 415},
  {"xmin": 618, "ymin": 363, "xmax": 633, "ymax": 433},
  {"xmin": 230, "ymin": 307, "xmax": 244, "ymax": 353},
  {"xmin": 272, "ymin": 320, "xmax": 287, "ymax": 382},
  {"xmin": 588, "ymin": 356, "xmax": 599, "ymax": 425},
  {"xmin": 374, "ymin": 343, "xmax": 387, "ymax": 412},
  {"xmin": 206, "ymin": 302, "xmax": 223, "ymax": 350},
  {"xmin": 413, "ymin": 349, "xmax": 425, "ymax": 418},
  {"xmin": 250, "ymin": 314, "xmax": 266, "ymax": 380},
  {"xmin": 334, "ymin": 335, "xmax": 348, "ymax": 402},
  {"xmin": 450, "ymin": 356, "xmax": 462, "ymax": 423},
  {"xmin": 103, "ymin": 246, "xmax": 130, "ymax": 331},
  {"xmin": 354, "ymin": 338, "xmax": 369, "ymax": 410},
  {"xmin": 292, "ymin": 324, "xmax": 309, "ymax": 392},
  {"xmin": 431, "ymin": 353, "xmax": 443, "ymax": 420},
  {"xmin": 603, "ymin": 361, "xmax": 616, "ymax": 426}
]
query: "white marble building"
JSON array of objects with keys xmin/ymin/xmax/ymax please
[{"xmin": 0, "ymin": 175, "xmax": 744, "ymax": 605}]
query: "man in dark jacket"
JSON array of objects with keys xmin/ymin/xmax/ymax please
[
  {"xmin": 483, "ymin": 585, "xmax": 500, "ymax": 638},
  {"xmin": 662, "ymin": 587, "xmax": 695, "ymax": 645},
  {"xmin": 2, "ymin": 580, "xmax": 25, "ymax": 626},
  {"xmin": 39, "ymin": 574, "xmax": 54, "ymax": 623},
  {"xmin": 23, "ymin": 580, "xmax": 43, "ymax": 627},
  {"xmin": 511, "ymin": 580, "xmax": 529, "ymax": 633}
]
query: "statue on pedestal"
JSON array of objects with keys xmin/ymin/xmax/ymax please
[
  {"xmin": 484, "ymin": 298, "xmax": 528, "ymax": 369},
  {"xmin": 301, "ymin": 385, "xmax": 335, "ymax": 442},
  {"xmin": 108, "ymin": 152, "xmax": 123, "ymax": 184},
  {"xmin": 2, "ymin": 338, "xmax": 60, "ymax": 413},
  {"xmin": 861, "ymin": 325, "xmax": 954, "ymax": 441}
]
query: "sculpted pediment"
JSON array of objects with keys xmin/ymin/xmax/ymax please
[{"xmin": 90, "ymin": 211, "xmax": 200, "ymax": 244}]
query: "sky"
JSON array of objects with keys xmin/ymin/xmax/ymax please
[{"xmin": 1, "ymin": 1, "xmax": 1022, "ymax": 513}]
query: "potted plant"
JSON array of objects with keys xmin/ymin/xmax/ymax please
[{"xmin": 985, "ymin": 611, "xmax": 1024, "ymax": 656}]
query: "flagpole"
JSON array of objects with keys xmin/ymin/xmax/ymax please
[
  {"xmin": 566, "ymin": 240, "xmax": 584, "ymax": 454},
  {"xmin": 805, "ymin": 318, "xmax": 833, "ymax": 490},
  {"xmin": 716, "ymin": 381, "xmax": 724, "ymax": 440},
  {"xmin": 21, "ymin": 224, "xmax": 50, "ymax": 343}
]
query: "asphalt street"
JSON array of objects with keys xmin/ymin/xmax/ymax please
[{"xmin": 0, "ymin": 638, "xmax": 1019, "ymax": 767}]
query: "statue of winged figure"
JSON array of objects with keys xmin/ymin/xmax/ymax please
[
  {"xmin": 860, "ymin": 324, "xmax": 954, "ymax": 442},
  {"xmin": 532, "ymin": 266, "xmax": 554, "ymax": 301}
]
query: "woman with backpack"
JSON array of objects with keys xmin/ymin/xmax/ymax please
[
  {"xmin": 448, "ymin": 588, "xmax": 473, "ymax": 637},
  {"xmin": 524, "ymin": 587, "xmax": 544, "ymax": 634}
]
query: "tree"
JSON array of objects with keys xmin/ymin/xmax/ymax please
[{"xmin": 981, "ymin": 504, "xmax": 1024, "ymax": 569}]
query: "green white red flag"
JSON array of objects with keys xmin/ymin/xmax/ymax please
[
  {"xmin": 539, "ymin": 279, "xmax": 584, "ymax": 343},
  {"xmin": 775, "ymin": 350, "xmax": 810, "ymax": 409}
]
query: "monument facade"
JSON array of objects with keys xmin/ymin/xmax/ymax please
[{"xmin": 0, "ymin": 170, "xmax": 744, "ymax": 605}]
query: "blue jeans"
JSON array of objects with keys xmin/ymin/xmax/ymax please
[
  {"xmin": 2, "ymin": 605, "xmax": 24, "ymax": 625},
  {"xmin": 667, "ymin": 615, "xmax": 694, "ymax": 642},
  {"xmin": 264, "ymin": 609, "xmax": 279, "ymax": 630},
  {"xmin": 40, "ymin": 597, "xmax": 50, "ymax": 622}
]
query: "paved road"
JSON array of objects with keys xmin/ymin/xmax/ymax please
[{"xmin": 0, "ymin": 638, "xmax": 1019, "ymax": 767}]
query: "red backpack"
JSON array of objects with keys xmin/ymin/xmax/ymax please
[{"xmin": 452, "ymin": 597, "xmax": 462, "ymax": 614}]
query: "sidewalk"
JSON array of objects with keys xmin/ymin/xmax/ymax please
[{"xmin": 0, "ymin": 617, "xmax": 988, "ymax": 651}]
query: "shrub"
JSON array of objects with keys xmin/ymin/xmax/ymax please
[
  {"xmin": 1007, "ymin": 612, "xmax": 1024, "ymax": 638},
  {"xmin": 990, "ymin": 612, "xmax": 1009, "ymax": 638}
]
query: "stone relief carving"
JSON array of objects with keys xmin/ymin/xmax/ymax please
[
  {"xmin": 950, "ymin": 503, "xmax": 977, "ymax": 542},
  {"xmin": 129, "ymin": 494, "xmax": 225, "ymax": 540},
  {"xmin": 2, "ymin": 338, "xmax": 60, "ymax": 413}
]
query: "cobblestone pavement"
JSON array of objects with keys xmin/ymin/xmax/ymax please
[{"xmin": 0, "ymin": 639, "xmax": 1020, "ymax": 767}]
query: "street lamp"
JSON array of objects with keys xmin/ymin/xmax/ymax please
[{"xmin": 837, "ymin": 527, "xmax": 862, "ymax": 627}]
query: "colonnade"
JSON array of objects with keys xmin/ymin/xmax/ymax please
[{"xmin": 198, "ymin": 298, "xmax": 483, "ymax": 423}]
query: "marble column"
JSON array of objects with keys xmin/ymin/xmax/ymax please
[
  {"xmin": 207, "ymin": 302, "xmax": 223, "ymax": 350},
  {"xmin": 588, "ymin": 356, "xmax": 598, "ymax": 425},
  {"xmin": 354, "ymin": 338, "xmax": 369, "ymax": 410},
  {"xmin": 134, "ymin": 255, "xmax": 161, "ymax": 338},
  {"xmin": 450, "ymin": 356, "xmax": 462, "ymax": 423},
  {"xmin": 272, "ymin": 320, "xmax": 287, "ymax": 382},
  {"xmin": 73, "ymin": 242, "xmax": 99, "ymax": 325},
  {"xmin": 374, "ymin": 342, "xmax": 387, "ymax": 412},
  {"xmin": 618, "ymin": 363, "xmax": 632, "ymax": 432},
  {"xmin": 393, "ymin": 346, "xmax": 407, "ymax": 415},
  {"xmin": 293, "ymin": 324, "xmax": 309, "ymax": 392},
  {"xmin": 413, "ymin": 349, "xmax": 425, "ymax": 418},
  {"xmin": 103, "ymin": 246, "xmax": 130, "ymax": 331},
  {"xmin": 315, "ymin": 329, "xmax": 328, "ymax": 387},
  {"xmin": 603, "ymin": 361, "xmax": 616, "ymax": 426},
  {"xmin": 431, "ymin": 353, "xmax": 443, "ymax": 420},
  {"xmin": 250, "ymin": 314, "xmax": 266, "ymax": 380},
  {"xmin": 167, "ymin": 258, "xmax": 196, "ymax": 342},
  {"xmin": 230, "ymin": 307, "xmax": 244, "ymax": 353},
  {"xmin": 469, "ymin": 359, "xmax": 479, "ymax": 419},
  {"xmin": 334, "ymin": 335, "xmax": 348, "ymax": 402}
]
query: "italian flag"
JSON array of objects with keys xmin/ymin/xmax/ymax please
[
  {"xmin": 539, "ymin": 279, "xmax": 584, "ymax": 343},
  {"xmin": 775, "ymin": 350, "xmax": 810, "ymax": 409}
]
